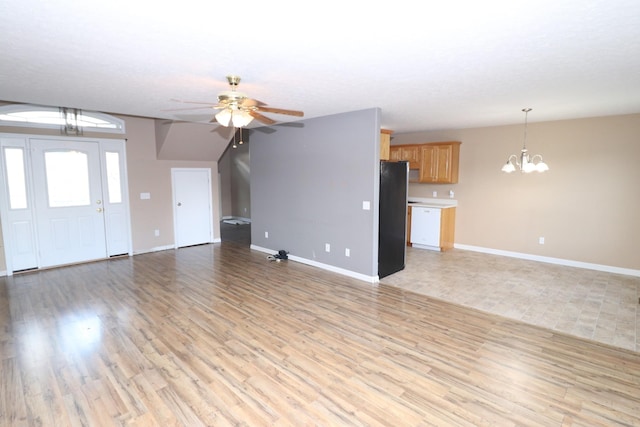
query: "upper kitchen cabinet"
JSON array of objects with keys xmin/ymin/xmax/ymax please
[
  {"xmin": 380, "ymin": 129, "xmax": 392, "ymax": 161},
  {"xmin": 389, "ymin": 144, "xmax": 421, "ymax": 169},
  {"xmin": 419, "ymin": 141, "xmax": 461, "ymax": 184}
]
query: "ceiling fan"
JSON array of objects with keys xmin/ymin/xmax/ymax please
[{"xmin": 168, "ymin": 75, "xmax": 304, "ymax": 128}]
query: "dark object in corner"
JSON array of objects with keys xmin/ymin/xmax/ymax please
[{"xmin": 268, "ymin": 250, "xmax": 289, "ymax": 262}]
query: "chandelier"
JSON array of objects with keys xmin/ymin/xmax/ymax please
[{"xmin": 501, "ymin": 108, "xmax": 548, "ymax": 173}]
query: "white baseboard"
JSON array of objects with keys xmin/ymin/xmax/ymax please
[
  {"xmin": 134, "ymin": 241, "xmax": 223, "ymax": 255},
  {"xmin": 250, "ymin": 244, "xmax": 379, "ymax": 284},
  {"xmin": 454, "ymin": 244, "xmax": 640, "ymax": 277},
  {"xmin": 132, "ymin": 244, "xmax": 175, "ymax": 255}
]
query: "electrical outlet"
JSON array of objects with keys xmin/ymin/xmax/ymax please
[
  {"xmin": 325, "ymin": 243, "xmax": 331, "ymax": 253},
  {"xmin": 345, "ymin": 248, "xmax": 350, "ymax": 257},
  {"xmin": 265, "ymin": 231, "xmax": 269, "ymax": 238},
  {"xmin": 154, "ymin": 229, "xmax": 160, "ymax": 237},
  {"xmin": 539, "ymin": 237, "xmax": 545, "ymax": 244},
  {"xmin": 432, "ymin": 191, "xmax": 437, "ymax": 197}
]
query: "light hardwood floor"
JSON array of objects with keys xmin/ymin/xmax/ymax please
[{"xmin": 1, "ymin": 242, "xmax": 639, "ymax": 426}]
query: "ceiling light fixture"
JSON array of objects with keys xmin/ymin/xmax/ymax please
[
  {"xmin": 215, "ymin": 108, "xmax": 254, "ymax": 128},
  {"xmin": 213, "ymin": 76, "xmax": 255, "ymax": 128},
  {"xmin": 501, "ymin": 108, "xmax": 548, "ymax": 173}
]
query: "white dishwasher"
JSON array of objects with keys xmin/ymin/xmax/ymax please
[{"xmin": 410, "ymin": 206, "xmax": 441, "ymax": 250}]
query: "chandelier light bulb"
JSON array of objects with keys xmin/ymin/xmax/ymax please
[
  {"xmin": 501, "ymin": 159, "xmax": 516, "ymax": 173},
  {"xmin": 536, "ymin": 161, "xmax": 549, "ymax": 172}
]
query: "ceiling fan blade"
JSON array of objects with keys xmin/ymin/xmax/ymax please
[
  {"xmin": 239, "ymin": 98, "xmax": 266, "ymax": 108},
  {"xmin": 256, "ymin": 106, "xmax": 304, "ymax": 117},
  {"xmin": 249, "ymin": 111, "xmax": 277, "ymax": 125}
]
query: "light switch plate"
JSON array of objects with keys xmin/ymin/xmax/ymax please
[{"xmin": 362, "ymin": 201, "xmax": 371, "ymax": 210}]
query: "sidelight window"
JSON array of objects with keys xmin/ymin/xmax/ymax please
[
  {"xmin": 3, "ymin": 147, "xmax": 28, "ymax": 210},
  {"xmin": 105, "ymin": 151, "xmax": 122, "ymax": 204}
]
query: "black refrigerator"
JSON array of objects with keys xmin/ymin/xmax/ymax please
[{"xmin": 378, "ymin": 161, "xmax": 409, "ymax": 279}]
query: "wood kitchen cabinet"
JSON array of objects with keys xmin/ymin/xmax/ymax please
[
  {"xmin": 419, "ymin": 141, "xmax": 461, "ymax": 184},
  {"xmin": 380, "ymin": 129, "xmax": 392, "ymax": 161},
  {"xmin": 439, "ymin": 207, "xmax": 456, "ymax": 250},
  {"xmin": 389, "ymin": 144, "xmax": 421, "ymax": 169}
]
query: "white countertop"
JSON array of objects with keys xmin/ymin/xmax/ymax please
[{"xmin": 407, "ymin": 197, "xmax": 457, "ymax": 208}]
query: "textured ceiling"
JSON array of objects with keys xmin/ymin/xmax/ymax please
[{"xmin": 1, "ymin": 0, "xmax": 639, "ymax": 134}]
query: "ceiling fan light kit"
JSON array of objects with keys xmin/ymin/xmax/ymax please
[{"xmin": 214, "ymin": 108, "xmax": 253, "ymax": 127}]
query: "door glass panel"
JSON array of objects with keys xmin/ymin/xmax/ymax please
[
  {"xmin": 44, "ymin": 150, "xmax": 91, "ymax": 207},
  {"xmin": 4, "ymin": 147, "xmax": 28, "ymax": 209},
  {"xmin": 105, "ymin": 151, "xmax": 122, "ymax": 204}
]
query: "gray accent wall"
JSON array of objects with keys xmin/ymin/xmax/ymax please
[{"xmin": 250, "ymin": 108, "xmax": 381, "ymax": 278}]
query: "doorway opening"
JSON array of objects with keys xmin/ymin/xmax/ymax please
[{"xmin": 218, "ymin": 130, "xmax": 251, "ymax": 245}]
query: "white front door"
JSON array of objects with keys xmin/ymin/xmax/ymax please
[
  {"xmin": 172, "ymin": 168, "xmax": 213, "ymax": 248},
  {"xmin": 31, "ymin": 139, "xmax": 107, "ymax": 267}
]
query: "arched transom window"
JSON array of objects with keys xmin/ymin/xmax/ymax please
[{"xmin": 0, "ymin": 104, "xmax": 125, "ymax": 134}]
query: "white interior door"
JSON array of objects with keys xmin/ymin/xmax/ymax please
[
  {"xmin": 31, "ymin": 139, "xmax": 107, "ymax": 267},
  {"xmin": 172, "ymin": 168, "xmax": 213, "ymax": 248}
]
